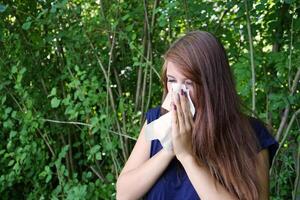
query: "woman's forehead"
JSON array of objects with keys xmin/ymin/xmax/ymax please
[{"xmin": 166, "ymin": 61, "xmax": 189, "ymax": 80}]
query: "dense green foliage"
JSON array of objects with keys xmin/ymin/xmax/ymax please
[{"xmin": 0, "ymin": 0, "xmax": 299, "ymax": 199}]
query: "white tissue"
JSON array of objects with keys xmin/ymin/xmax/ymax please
[{"xmin": 145, "ymin": 83, "xmax": 195, "ymax": 151}]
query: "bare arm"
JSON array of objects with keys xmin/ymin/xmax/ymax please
[
  {"xmin": 179, "ymin": 155, "xmax": 238, "ymax": 200},
  {"xmin": 116, "ymin": 121, "xmax": 175, "ymax": 200},
  {"xmin": 178, "ymin": 149, "xmax": 270, "ymax": 200},
  {"xmin": 256, "ymin": 149, "xmax": 270, "ymax": 200}
]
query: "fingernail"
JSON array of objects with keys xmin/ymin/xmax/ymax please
[
  {"xmin": 173, "ymin": 104, "xmax": 177, "ymax": 110},
  {"xmin": 181, "ymin": 89, "xmax": 184, "ymax": 96}
]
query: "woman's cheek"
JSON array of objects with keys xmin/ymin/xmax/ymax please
[{"xmin": 167, "ymin": 82, "xmax": 171, "ymax": 93}]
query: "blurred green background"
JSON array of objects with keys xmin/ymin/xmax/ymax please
[{"xmin": 0, "ymin": 0, "xmax": 299, "ymax": 199}]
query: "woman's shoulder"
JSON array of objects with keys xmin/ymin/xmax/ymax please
[
  {"xmin": 248, "ymin": 117, "xmax": 274, "ymax": 142},
  {"xmin": 145, "ymin": 106, "xmax": 161, "ymax": 124},
  {"xmin": 248, "ymin": 116, "xmax": 279, "ymax": 164}
]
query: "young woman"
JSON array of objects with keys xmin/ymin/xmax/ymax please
[{"xmin": 116, "ymin": 31, "xmax": 278, "ymax": 200}]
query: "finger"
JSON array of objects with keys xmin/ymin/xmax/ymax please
[
  {"xmin": 171, "ymin": 101, "xmax": 179, "ymax": 136},
  {"xmin": 180, "ymin": 89, "xmax": 191, "ymax": 129},
  {"xmin": 183, "ymin": 98, "xmax": 194, "ymax": 133},
  {"xmin": 187, "ymin": 106, "xmax": 195, "ymax": 128},
  {"xmin": 183, "ymin": 90, "xmax": 195, "ymax": 127},
  {"xmin": 174, "ymin": 91, "xmax": 185, "ymax": 134}
]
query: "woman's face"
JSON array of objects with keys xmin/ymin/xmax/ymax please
[{"xmin": 166, "ymin": 60, "xmax": 195, "ymax": 104}]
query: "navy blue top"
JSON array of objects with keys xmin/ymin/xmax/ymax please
[{"xmin": 144, "ymin": 106, "xmax": 279, "ymax": 200}]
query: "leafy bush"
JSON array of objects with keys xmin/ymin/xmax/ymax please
[{"xmin": 0, "ymin": 0, "xmax": 299, "ymax": 199}]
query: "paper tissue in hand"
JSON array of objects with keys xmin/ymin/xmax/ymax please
[{"xmin": 144, "ymin": 83, "xmax": 196, "ymax": 151}]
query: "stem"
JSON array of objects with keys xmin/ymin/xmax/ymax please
[
  {"xmin": 85, "ymin": 33, "xmax": 128, "ymax": 161},
  {"xmin": 41, "ymin": 118, "xmax": 137, "ymax": 140},
  {"xmin": 183, "ymin": 0, "xmax": 190, "ymax": 31},
  {"xmin": 140, "ymin": 0, "xmax": 150, "ymax": 122},
  {"xmin": 244, "ymin": 0, "xmax": 256, "ymax": 115},
  {"xmin": 288, "ymin": 13, "xmax": 294, "ymax": 90},
  {"xmin": 145, "ymin": 0, "xmax": 160, "ymax": 122},
  {"xmin": 293, "ymin": 141, "xmax": 300, "ymax": 200},
  {"xmin": 276, "ymin": 66, "xmax": 300, "ymax": 141},
  {"xmin": 270, "ymin": 108, "xmax": 300, "ymax": 175},
  {"xmin": 90, "ymin": 166, "xmax": 105, "ymax": 181}
]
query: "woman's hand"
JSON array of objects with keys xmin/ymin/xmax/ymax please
[{"xmin": 171, "ymin": 89, "xmax": 195, "ymax": 163}]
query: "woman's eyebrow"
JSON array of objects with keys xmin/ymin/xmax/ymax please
[
  {"xmin": 167, "ymin": 74, "xmax": 190, "ymax": 81},
  {"xmin": 167, "ymin": 75, "xmax": 176, "ymax": 78}
]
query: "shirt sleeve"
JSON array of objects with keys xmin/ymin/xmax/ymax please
[
  {"xmin": 145, "ymin": 106, "xmax": 161, "ymax": 124},
  {"xmin": 249, "ymin": 117, "xmax": 279, "ymax": 166}
]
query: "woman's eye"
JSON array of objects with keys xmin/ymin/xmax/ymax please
[{"xmin": 167, "ymin": 79, "xmax": 175, "ymax": 82}]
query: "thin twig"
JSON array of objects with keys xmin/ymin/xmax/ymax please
[
  {"xmin": 41, "ymin": 118, "xmax": 137, "ymax": 140},
  {"xmin": 293, "ymin": 141, "xmax": 300, "ymax": 200},
  {"xmin": 275, "ymin": 3, "xmax": 299, "ymax": 140},
  {"xmin": 42, "ymin": 118, "xmax": 92, "ymax": 126},
  {"xmin": 145, "ymin": 0, "xmax": 160, "ymax": 117},
  {"xmin": 183, "ymin": 0, "xmax": 190, "ymax": 31},
  {"xmin": 37, "ymin": 128, "xmax": 56, "ymax": 158},
  {"xmin": 90, "ymin": 166, "xmax": 105, "ymax": 181},
  {"xmin": 244, "ymin": 0, "xmax": 256, "ymax": 115},
  {"xmin": 5, "ymin": 88, "xmax": 24, "ymax": 112},
  {"xmin": 85, "ymin": 32, "xmax": 128, "ymax": 160},
  {"xmin": 271, "ymin": 108, "xmax": 300, "ymax": 175},
  {"xmin": 276, "ymin": 67, "xmax": 300, "ymax": 140},
  {"xmin": 141, "ymin": 0, "xmax": 150, "ymax": 121},
  {"xmin": 288, "ymin": 12, "xmax": 294, "ymax": 90},
  {"xmin": 126, "ymin": 40, "xmax": 161, "ymax": 80}
]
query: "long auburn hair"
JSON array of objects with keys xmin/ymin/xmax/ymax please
[{"xmin": 160, "ymin": 31, "xmax": 260, "ymax": 199}]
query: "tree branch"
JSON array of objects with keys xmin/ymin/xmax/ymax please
[{"xmin": 41, "ymin": 118, "xmax": 137, "ymax": 140}]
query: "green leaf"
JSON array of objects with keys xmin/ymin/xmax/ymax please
[
  {"xmin": 104, "ymin": 142, "xmax": 113, "ymax": 151},
  {"xmin": 95, "ymin": 152, "xmax": 102, "ymax": 160},
  {"xmin": 86, "ymin": 171, "xmax": 92, "ymax": 178},
  {"xmin": 11, "ymin": 111, "xmax": 17, "ymax": 119},
  {"xmin": 90, "ymin": 145, "xmax": 100, "ymax": 154},
  {"xmin": 56, "ymin": 0, "xmax": 68, "ymax": 8},
  {"xmin": 0, "ymin": 4, "xmax": 7, "ymax": 13},
  {"xmin": 8, "ymin": 160, "xmax": 15, "ymax": 167},
  {"xmin": 62, "ymin": 94, "xmax": 71, "ymax": 106},
  {"xmin": 58, "ymin": 145, "xmax": 69, "ymax": 159},
  {"xmin": 106, "ymin": 173, "xmax": 114, "ymax": 182},
  {"xmin": 37, "ymin": 8, "xmax": 48, "ymax": 19},
  {"xmin": 22, "ymin": 21, "xmax": 32, "ymax": 30},
  {"xmin": 5, "ymin": 107, "xmax": 12, "ymax": 115},
  {"xmin": 19, "ymin": 67, "xmax": 26, "ymax": 75},
  {"xmin": 90, "ymin": 117, "xmax": 99, "ymax": 126},
  {"xmin": 50, "ymin": 5, "xmax": 57, "ymax": 13},
  {"xmin": 3, "ymin": 120, "xmax": 13, "ymax": 129},
  {"xmin": 48, "ymin": 87, "xmax": 57, "ymax": 98},
  {"xmin": 132, "ymin": 33, "xmax": 137, "ymax": 40},
  {"xmin": 9, "ymin": 131, "xmax": 17, "ymax": 139},
  {"xmin": 119, "ymin": 98, "xmax": 125, "ymax": 113},
  {"xmin": 0, "ymin": 150, "xmax": 5, "ymax": 155},
  {"xmin": 51, "ymin": 97, "xmax": 61, "ymax": 108},
  {"xmin": 11, "ymin": 66, "xmax": 17, "ymax": 74},
  {"xmin": 1, "ymin": 95, "xmax": 6, "ymax": 105},
  {"xmin": 45, "ymin": 166, "xmax": 52, "ymax": 183},
  {"xmin": 125, "ymin": 24, "xmax": 133, "ymax": 32},
  {"xmin": 121, "ymin": 14, "xmax": 130, "ymax": 21}
]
